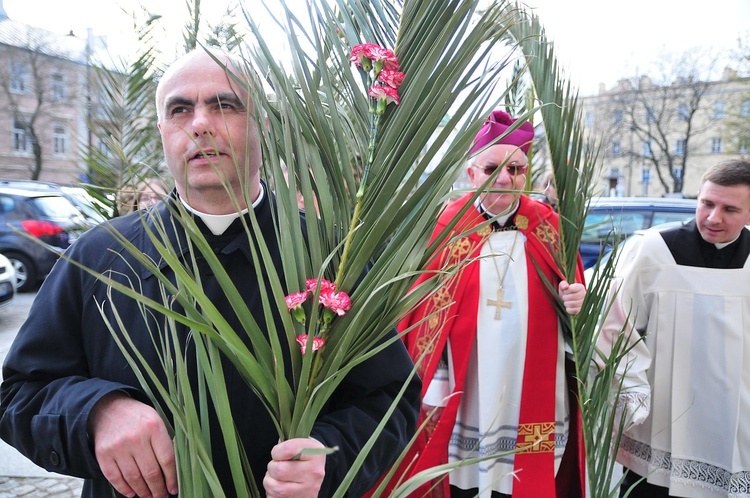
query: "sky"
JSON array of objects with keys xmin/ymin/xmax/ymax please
[{"xmin": 3, "ymin": 0, "xmax": 749, "ymax": 95}]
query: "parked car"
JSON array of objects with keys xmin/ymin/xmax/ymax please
[
  {"xmin": 580, "ymin": 196, "xmax": 697, "ymax": 269},
  {"xmin": 0, "ymin": 179, "xmax": 110, "ymax": 224},
  {"xmin": 0, "ymin": 185, "xmax": 94, "ymax": 291},
  {"xmin": 0, "ymin": 252, "xmax": 16, "ymax": 308},
  {"xmin": 583, "ymin": 220, "xmax": 687, "ymax": 285}
]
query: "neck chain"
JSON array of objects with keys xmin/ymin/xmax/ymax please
[{"xmin": 485, "ymin": 229, "xmax": 520, "ymax": 320}]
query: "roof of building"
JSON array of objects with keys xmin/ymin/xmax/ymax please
[{"xmin": 0, "ymin": 0, "xmax": 108, "ymax": 65}]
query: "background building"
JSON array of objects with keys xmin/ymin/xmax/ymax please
[
  {"xmin": 581, "ymin": 68, "xmax": 750, "ymax": 198},
  {"xmin": 0, "ymin": 0, "xmax": 108, "ymax": 183}
]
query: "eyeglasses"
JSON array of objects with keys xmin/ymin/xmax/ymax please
[{"xmin": 474, "ymin": 162, "xmax": 528, "ymax": 177}]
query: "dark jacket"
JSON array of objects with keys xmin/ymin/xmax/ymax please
[{"xmin": 0, "ymin": 190, "xmax": 419, "ymax": 497}]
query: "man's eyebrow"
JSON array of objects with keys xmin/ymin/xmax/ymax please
[
  {"xmin": 209, "ymin": 92, "xmax": 246, "ymax": 108},
  {"xmin": 164, "ymin": 96, "xmax": 194, "ymax": 111}
]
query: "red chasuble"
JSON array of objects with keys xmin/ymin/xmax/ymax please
[{"xmin": 385, "ymin": 194, "xmax": 585, "ymax": 497}]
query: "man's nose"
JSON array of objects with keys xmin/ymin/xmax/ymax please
[
  {"xmin": 494, "ymin": 166, "xmax": 517, "ymax": 183},
  {"xmin": 191, "ymin": 107, "xmax": 214, "ymax": 136}
]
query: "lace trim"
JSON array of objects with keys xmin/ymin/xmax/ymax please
[
  {"xmin": 620, "ymin": 434, "xmax": 750, "ymax": 495},
  {"xmin": 617, "ymin": 391, "xmax": 650, "ymax": 411}
]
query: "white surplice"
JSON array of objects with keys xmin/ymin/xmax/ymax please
[{"xmin": 602, "ymin": 229, "xmax": 750, "ymax": 498}]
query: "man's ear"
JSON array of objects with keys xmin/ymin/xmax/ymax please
[{"xmin": 466, "ymin": 163, "xmax": 477, "ymax": 185}]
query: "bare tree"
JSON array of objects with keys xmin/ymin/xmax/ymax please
[
  {"xmin": 590, "ymin": 50, "xmax": 725, "ymax": 195},
  {"xmin": 0, "ymin": 27, "xmax": 79, "ymax": 180},
  {"xmin": 724, "ymin": 33, "xmax": 750, "ymax": 159}
]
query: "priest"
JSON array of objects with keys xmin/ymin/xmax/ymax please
[
  {"xmin": 601, "ymin": 159, "xmax": 750, "ymax": 498},
  {"xmin": 392, "ymin": 110, "xmax": 587, "ymax": 497}
]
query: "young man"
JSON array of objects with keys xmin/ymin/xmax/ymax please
[
  {"xmin": 601, "ymin": 159, "xmax": 750, "ymax": 497},
  {"xmin": 393, "ymin": 110, "xmax": 587, "ymax": 497},
  {"xmin": 0, "ymin": 50, "xmax": 419, "ymax": 498}
]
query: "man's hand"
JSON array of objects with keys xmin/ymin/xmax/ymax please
[
  {"xmin": 422, "ymin": 403, "xmax": 444, "ymax": 423},
  {"xmin": 559, "ymin": 280, "xmax": 585, "ymax": 315},
  {"xmin": 264, "ymin": 438, "xmax": 326, "ymax": 498},
  {"xmin": 88, "ymin": 392, "xmax": 177, "ymax": 498}
]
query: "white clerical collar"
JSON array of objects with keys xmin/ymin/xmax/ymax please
[
  {"xmin": 476, "ymin": 199, "xmax": 519, "ymax": 227},
  {"xmin": 179, "ymin": 184, "xmax": 265, "ymax": 235},
  {"xmin": 715, "ymin": 238, "xmax": 737, "ymax": 250}
]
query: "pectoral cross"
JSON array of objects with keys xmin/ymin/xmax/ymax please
[{"xmin": 487, "ymin": 287, "xmax": 512, "ymax": 320}]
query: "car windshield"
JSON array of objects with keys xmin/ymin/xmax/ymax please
[
  {"xmin": 581, "ymin": 212, "xmax": 648, "ymax": 245},
  {"xmin": 31, "ymin": 196, "xmax": 83, "ymax": 220},
  {"xmin": 61, "ymin": 188, "xmax": 108, "ymax": 223},
  {"xmin": 581, "ymin": 208, "xmax": 696, "ymax": 245}
]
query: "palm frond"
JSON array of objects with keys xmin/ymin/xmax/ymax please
[
  {"xmin": 80, "ymin": 10, "xmax": 166, "ymax": 217},
  {"xmin": 508, "ymin": 6, "xmax": 644, "ymax": 496}
]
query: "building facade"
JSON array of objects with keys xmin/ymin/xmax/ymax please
[
  {"xmin": 580, "ymin": 69, "xmax": 750, "ymax": 198},
  {"xmin": 0, "ymin": 1, "xmax": 108, "ymax": 183}
]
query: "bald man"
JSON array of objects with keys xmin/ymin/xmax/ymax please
[{"xmin": 0, "ymin": 49, "xmax": 419, "ymax": 498}]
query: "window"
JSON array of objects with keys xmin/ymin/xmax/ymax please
[
  {"xmin": 12, "ymin": 118, "xmax": 29, "ymax": 153},
  {"xmin": 585, "ymin": 111, "xmax": 595, "ymax": 127},
  {"xmin": 51, "ymin": 73, "xmax": 65, "ymax": 101},
  {"xmin": 613, "ymin": 110, "xmax": 623, "ymax": 125},
  {"xmin": 611, "ymin": 141, "xmax": 621, "ymax": 157},
  {"xmin": 9, "ymin": 61, "xmax": 29, "ymax": 94},
  {"xmin": 672, "ymin": 167, "xmax": 683, "ymax": 182},
  {"xmin": 677, "ymin": 103, "xmax": 690, "ymax": 121},
  {"xmin": 642, "ymin": 140, "xmax": 653, "ymax": 157},
  {"xmin": 741, "ymin": 100, "xmax": 750, "ymax": 118},
  {"xmin": 652, "ymin": 211, "xmax": 694, "ymax": 226},
  {"xmin": 52, "ymin": 124, "xmax": 67, "ymax": 156},
  {"xmin": 675, "ymin": 139, "xmax": 686, "ymax": 156},
  {"xmin": 710, "ymin": 137, "xmax": 723, "ymax": 154},
  {"xmin": 713, "ymin": 100, "xmax": 725, "ymax": 118}
]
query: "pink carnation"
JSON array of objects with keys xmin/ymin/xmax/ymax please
[
  {"xmin": 368, "ymin": 46, "xmax": 400, "ymax": 71},
  {"xmin": 318, "ymin": 288, "xmax": 352, "ymax": 316},
  {"xmin": 285, "ymin": 291, "xmax": 308, "ymax": 310},
  {"xmin": 378, "ymin": 69, "xmax": 405, "ymax": 89},
  {"xmin": 349, "ymin": 43, "xmax": 380, "ymax": 68},
  {"xmin": 369, "ymin": 84, "xmax": 400, "ymax": 106},
  {"xmin": 306, "ymin": 278, "xmax": 337, "ymax": 294},
  {"xmin": 296, "ymin": 334, "xmax": 325, "ymax": 355}
]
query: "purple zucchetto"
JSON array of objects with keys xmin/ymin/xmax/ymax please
[{"xmin": 469, "ymin": 110, "xmax": 535, "ymax": 156}]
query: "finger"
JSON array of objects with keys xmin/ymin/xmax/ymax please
[
  {"xmin": 270, "ymin": 441, "xmax": 300, "ymax": 462},
  {"xmin": 99, "ymin": 459, "xmax": 136, "ymax": 498},
  {"xmin": 117, "ymin": 455, "xmax": 153, "ymax": 498},
  {"xmin": 263, "ymin": 473, "xmax": 286, "ymax": 498},
  {"xmin": 135, "ymin": 454, "xmax": 170, "ymax": 498},
  {"xmin": 152, "ymin": 431, "xmax": 178, "ymax": 495}
]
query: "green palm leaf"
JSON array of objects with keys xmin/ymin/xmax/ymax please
[{"xmin": 508, "ymin": 6, "xmax": 643, "ymax": 497}]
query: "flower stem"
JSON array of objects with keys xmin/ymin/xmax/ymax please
[
  {"xmin": 335, "ymin": 102, "xmax": 379, "ymax": 289},
  {"xmin": 334, "ymin": 192, "xmax": 363, "ymax": 289}
]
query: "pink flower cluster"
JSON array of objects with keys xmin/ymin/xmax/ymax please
[
  {"xmin": 350, "ymin": 43, "xmax": 399, "ymax": 72},
  {"xmin": 285, "ymin": 278, "xmax": 352, "ymax": 354},
  {"xmin": 350, "ymin": 43, "xmax": 405, "ymax": 111},
  {"xmin": 304, "ymin": 278, "xmax": 352, "ymax": 316}
]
